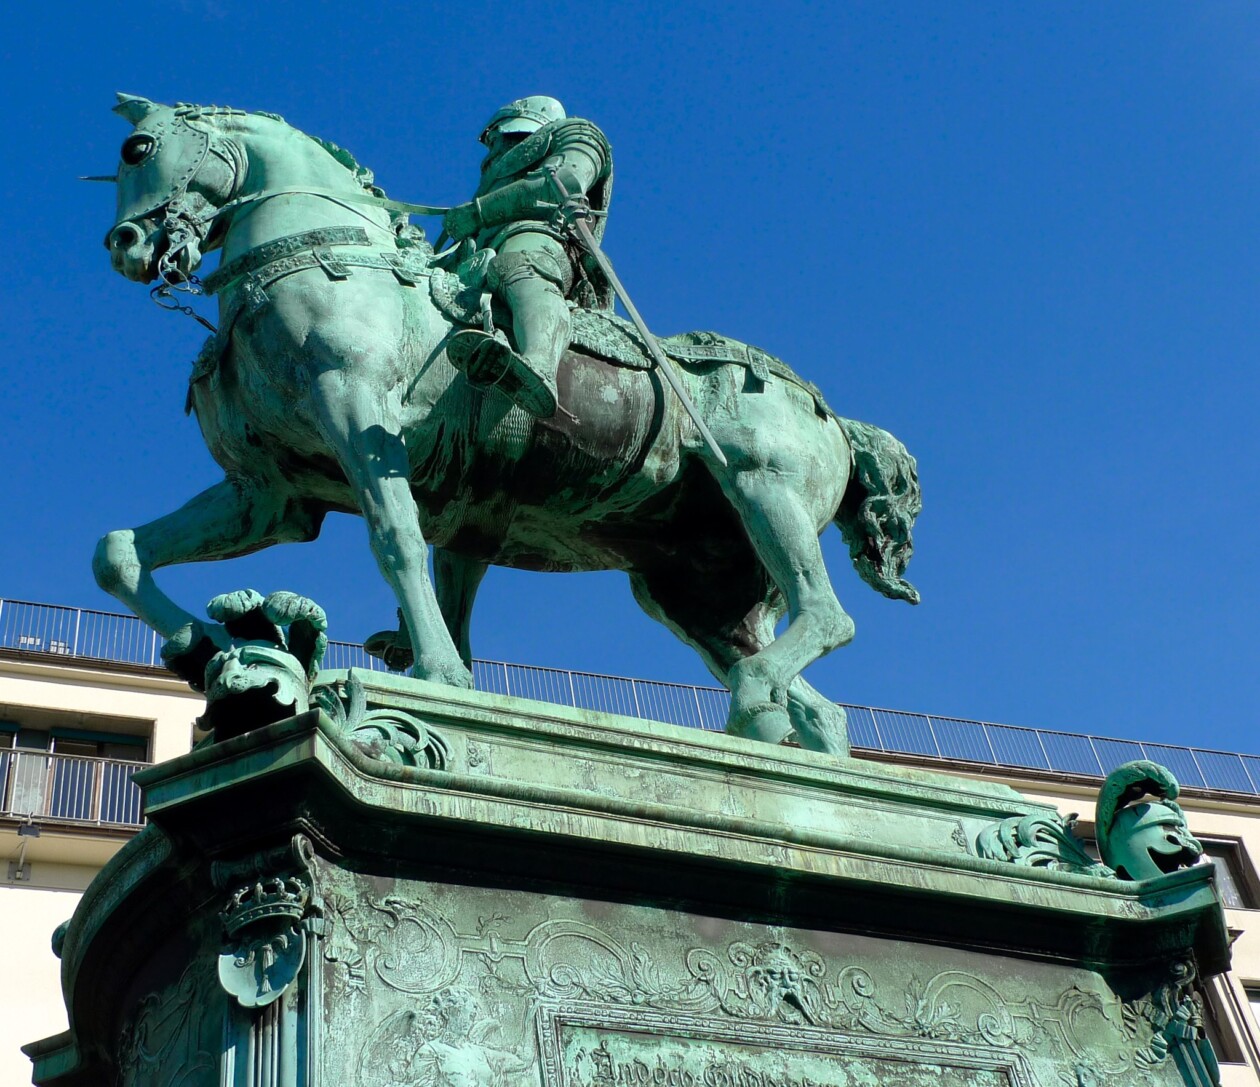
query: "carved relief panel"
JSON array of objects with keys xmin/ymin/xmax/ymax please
[{"xmin": 316, "ymin": 872, "xmax": 1199, "ymax": 1087}]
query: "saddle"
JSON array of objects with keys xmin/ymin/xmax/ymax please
[{"xmin": 428, "ymin": 263, "xmax": 837, "ymax": 420}]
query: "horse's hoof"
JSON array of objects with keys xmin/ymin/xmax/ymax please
[
  {"xmin": 726, "ymin": 701, "xmax": 793, "ymax": 746},
  {"xmin": 791, "ymin": 707, "xmax": 851, "ymax": 757},
  {"xmin": 794, "ymin": 724, "xmax": 851, "ymax": 757},
  {"xmin": 410, "ymin": 662, "xmax": 474, "ymax": 690}
]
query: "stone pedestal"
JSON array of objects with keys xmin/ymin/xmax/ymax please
[{"xmin": 25, "ymin": 672, "xmax": 1230, "ymax": 1086}]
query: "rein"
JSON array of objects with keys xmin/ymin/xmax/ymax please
[
  {"xmin": 211, "ymin": 186, "xmax": 452, "ymax": 224},
  {"xmin": 149, "ymin": 149, "xmax": 452, "ymax": 335}
]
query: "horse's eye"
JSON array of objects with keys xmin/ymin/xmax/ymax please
[{"xmin": 121, "ymin": 134, "xmax": 155, "ymax": 166}]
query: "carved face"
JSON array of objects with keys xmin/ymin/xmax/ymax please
[
  {"xmin": 105, "ymin": 101, "xmax": 217, "ymax": 283},
  {"xmin": 747, "ymin": 944, "xmax": 803, "ymax": 1001},
  {"xmin": 202, "ymin": 642, "xmax": 310, "ymax": 736},
  {"xmin": 1108, "ymin": 801, "xmax": 1204, "ymax": 881}
]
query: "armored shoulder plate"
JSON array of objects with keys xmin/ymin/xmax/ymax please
[
  {"xmin": 548, "ymin": 117, "xmax": 612, "ymax": 175},
  {"xmin": 480, "ymin": 126, "xmax": 553, "ymax": 190},
  {"xmin": 552, "ymin": 117, "xmax": 614, "ymax": 233}
]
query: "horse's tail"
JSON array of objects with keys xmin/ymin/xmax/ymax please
[{"xmin": 833, "ymin": 417, "xmax": 922, "ymax": 604}]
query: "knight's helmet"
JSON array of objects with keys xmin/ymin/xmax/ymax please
[{"xmin": 480, "ymin": 96, "xmax": 566, "ymax": 144}]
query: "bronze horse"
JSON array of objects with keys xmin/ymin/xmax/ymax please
[{"xmin": 96, "ymin": 95, "xmax": 921, "ymax": 755}]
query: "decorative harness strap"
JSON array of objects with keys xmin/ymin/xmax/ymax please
[
  {"xmin": 186, "ymin": 226, "xmax": 433, "ymax": 414},
  {"xmin": 203, "ymin": 225, "xmax": 428, "ymax": 298}
]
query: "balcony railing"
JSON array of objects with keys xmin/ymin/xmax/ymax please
[
  {"xmin": 0, "ymin": 748, "xmax": 146, "ymax": 827},
  {"xmin": 3, "ymin": 596, "xmax": 1260, "ymax": 800}
]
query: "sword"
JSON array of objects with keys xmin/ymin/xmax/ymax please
[{"xmin": 545, "ymin": 167, "xmax": 728, "ymax": 468}]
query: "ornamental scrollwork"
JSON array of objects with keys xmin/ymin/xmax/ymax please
[
  {"xmin": 1122, "ymin": 956, "xmax": 1221, "ymax": 1086},
  {"xmin": 314, "ymin": 668, "xmax": 451, "ymax": 769},
  {"xmin": 527, "ymin": 925, "xmax": 1041, "ymax": 1052},
  {"xmin": 689, "ymin": 941, "xmax": 829, "ymax": 1026},
  {"xmin": 316, "ymin": 875, "xmax": 1214, "ymax": 1085},
  {"xmin": 324, "ymin": 891, "xmax": 461, "ymax": 996},
  {"xmin": 121, "ymin": 958, "xmax": 220, "ymax": 1087}
]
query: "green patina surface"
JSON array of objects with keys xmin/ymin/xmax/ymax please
[
  {"xmin": 61, "ymin": 92, "xmax": 1229, "ymax": 1087},
  {"xmin": 26, "ymin": 678, "xmax": 1228, "ymax": 1087},
  {"xmin": 92, "ymin": 93, "xmax": 924, "ymax": 756}
]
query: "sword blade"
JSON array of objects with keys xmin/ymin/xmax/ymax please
[
  {"xmin": 570, "ymin": 217, "xmax": 728, "ymax": 468},
  {"xmin": 546, "ymin": 169, "xmax": 728, "ymax": 468}
]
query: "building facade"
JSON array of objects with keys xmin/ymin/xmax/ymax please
[{"xmin": 3, "ymin": 596, "xmax": 1260, "ymax": 1086}]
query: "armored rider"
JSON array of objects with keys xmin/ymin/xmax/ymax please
[{"xmin": 442, "ymin": 96, "xmax": 613, "ymax": 419}]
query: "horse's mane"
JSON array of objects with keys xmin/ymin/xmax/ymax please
[{"xmin": 173, "ymin": 102, "xmax": 385, "ymax": 199}]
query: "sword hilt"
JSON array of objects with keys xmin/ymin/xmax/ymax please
[{"xmin": 544, "ymin": 166, "xmax": 592, "ymax": 234}]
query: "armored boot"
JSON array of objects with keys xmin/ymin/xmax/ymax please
[{"xmin": 446, "ymin": 250, "xmax": 570, "ymax": 418}]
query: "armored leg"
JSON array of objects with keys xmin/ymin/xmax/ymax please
[
  {"xmin": 446, "ymin": 235, "xmax": 572, "ymax": 419},
  {"xmin": 492, "ymin": 249, "xmax": 570, "ymax": 417}
]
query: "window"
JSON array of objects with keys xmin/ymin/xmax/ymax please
[
  {"xmin": 45, "ymin": 729, "xmax": 148, "ymax": 824},
  {"xmin": 1201, "ymin": 980, "xmax": 1245, "ymax": 1064},
  {"xmin": 1245, "ymin": 986, "xmax": 1260, "ymax": 1033},
  {"xmin": 0, "ymin": 725, "xmax": 13, "ymax": 820},
  {"xmin": 1200, "ymin": 841, "xmax": 1258, "ymax": 911},
  {"xmin": 0, "ymin": 722, "xmax": 149, "ymax": 826},
  {"xmin": 51, "ymin": 735, "xmax": 147, "ymax": 761}
]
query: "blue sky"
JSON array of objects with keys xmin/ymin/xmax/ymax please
[{"xmin": 2, "ymin": 3, "xmax": 1257, "ymax": 749}]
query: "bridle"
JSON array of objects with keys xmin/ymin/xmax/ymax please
[
  {"xmin": 128, "ymin": 114, "xmax": 452, "ymax": 334},
  {"xmin": 131, "ymin": 119, "xmax": 249, "ymax": 331}
]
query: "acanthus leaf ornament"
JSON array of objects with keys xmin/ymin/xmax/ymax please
[{"xmin": 975, "ymin": 812, "xmax": 1115, "ymax": 878}]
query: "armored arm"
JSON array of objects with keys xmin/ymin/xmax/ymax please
[{"xmin": 446, "ymin": 119, "xmax": 611, "ymax": 240}]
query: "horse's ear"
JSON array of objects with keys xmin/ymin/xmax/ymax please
[{"xmin": 113, "ymin": 93, "xmax": 159, "ymax": 124}]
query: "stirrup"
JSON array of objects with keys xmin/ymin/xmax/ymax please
[{"xmin": 446, "ymin": 330, "xmax": 558, "ymax": 418}]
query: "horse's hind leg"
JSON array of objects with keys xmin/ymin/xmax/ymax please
[
  {"xmin": 786, "ymin": 678, "xmax": 851, "ymax": 756},
  {"xmin": 727, "ymin": 594, "xmax": 851, "ymax": 754},
  {"xmin": 364, "ymin": 549, "xmax": 489, "ymax": 672},
  {"xmin": 719, "ymin": 469, "xmax": 855, "ymax": 746},
  {"xmin": 628, "ymin": 568, "xmax": 850, "ymax": 756},
  {"xmin": 435, "ymin": 549, "xmax": 488, "ymax": 669}
]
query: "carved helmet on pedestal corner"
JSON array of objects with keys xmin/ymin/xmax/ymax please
[{"xmin": 479, "ymin": 96, "xmax": 566, "ymax": 144}]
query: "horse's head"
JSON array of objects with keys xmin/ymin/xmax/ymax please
[{"xmin": 104, "ymin": 94, "xmax": 243, "ymax": 284}]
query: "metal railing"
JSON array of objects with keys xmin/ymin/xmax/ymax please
[
  {"xmin": 0, "ymin": 748, "xmax": 146, "ymax": 827},
  {"xmin": 4, "ymin": 596, "xmax": 1260, "ymax": 799}
]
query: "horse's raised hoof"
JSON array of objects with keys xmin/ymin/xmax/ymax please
[{"xmin": 726, "ymin": 701, "xmax": 794, "ymax": 747}]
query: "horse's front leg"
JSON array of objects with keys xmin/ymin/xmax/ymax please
[
  {"xmin": 92, "ymin": 477, "xmax": 326, "ymax": 639},
  {"xmin": 312, "ymin": 376, "xmax": 472, "ymax": 688}
]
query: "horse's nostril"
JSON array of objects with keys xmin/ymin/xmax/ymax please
[{"xmin": 110, "ymin": 223, "xmax": 143, "ymax": 250}]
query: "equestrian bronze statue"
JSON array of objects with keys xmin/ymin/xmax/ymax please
[{"xmin": 94, "ymin": 94, "xmax": 922, "ymax": 757}]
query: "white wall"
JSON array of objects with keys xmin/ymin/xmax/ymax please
[{"xmin": 0, "ymin": 881, "xmax": 83, "ymax": 1087}]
